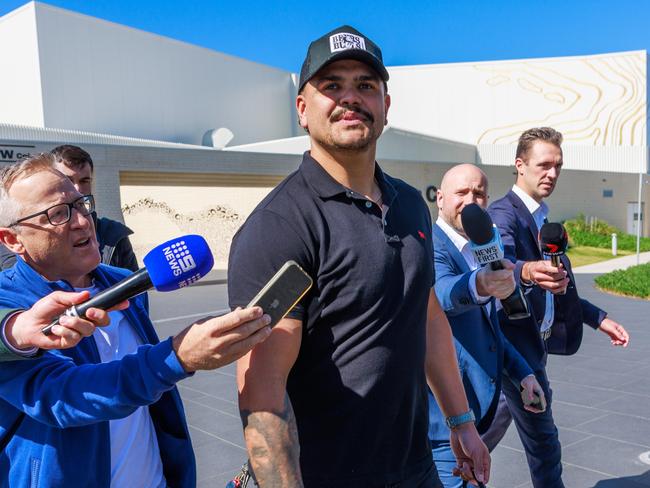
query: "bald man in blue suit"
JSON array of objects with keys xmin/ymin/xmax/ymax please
[{"xmin": 429, "ymin": 164, "xmax": 545, "ymax": 488}]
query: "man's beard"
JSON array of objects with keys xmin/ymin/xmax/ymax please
[
  {"xmin": 321, "ymin": 106, "xmax": 383, "ymax": 152},
  {"xmin": 329, "ymin": 133, "xmax": 376, "ymax": 151}
]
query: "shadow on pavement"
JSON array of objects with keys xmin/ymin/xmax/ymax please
[{"xmin": 592, "ymin": 470, "xmax": 650, "ymax": 487}]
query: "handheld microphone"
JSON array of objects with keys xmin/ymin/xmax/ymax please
[
  {"xmin": 539, "ymin": 222, "xmax": 568, "ymax": 295},
  {"xmin": 460, "ymin": 203, "xmax": 531, "ymax": 320},
  {"xmin": 42, "ymin": 235, "xmax": 214, "ymax": 335},
  {"xmin": 539, "ymin": 222, "xmax": 568, "ymax": 267}
]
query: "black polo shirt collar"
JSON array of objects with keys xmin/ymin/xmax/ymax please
[{"xmin": 300, "ymin": 151, "xmax": 398, "ymax": 206}]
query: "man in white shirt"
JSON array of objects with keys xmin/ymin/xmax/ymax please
[
  {"xmin": 429, "ymin": 164, "xmax": 544, "ymax": 487},
  {"xmin": 485, "ymin": 127, "xmax": 630, "ymax": 488}
]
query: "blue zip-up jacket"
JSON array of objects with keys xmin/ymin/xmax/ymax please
[{"xmin": 0, "ymin": 258, "xmax": 196, "ymax": 487}]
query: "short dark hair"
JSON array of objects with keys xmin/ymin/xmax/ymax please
[
  {"xmin": 516, "ymin": 127, "xmax": 563, "ymax": 161},
  {"xmin": 50, "ymin": 145, "xmax": 94, "ymax": 173}
]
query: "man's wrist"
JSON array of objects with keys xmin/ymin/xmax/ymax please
[
  {"xmin": 445, "ymin": 409, "xmax": 476, "ymax": 430},
  {"xmin": 171, "ymin": 328, "xmax": 193, "ymax": 373},
  {"xmin": 520, "ymin": 373, "xmax": 535, "ymax": 385},
  {"xmin": 5, "ymin": 312, "xmax": 28, "ymax": 350},
  {"xmin": 1, "ymin": 310, "xmax": 39, "ymax": 357},
  {"xmin": 470, "ymin": 269, "xmax": 490, "ymax": 303},
  {"xmin": 597, "ymin": 314, "xmax": 609, "ymax": 329},
  {"xmin": 520, "ymin": 262, "xmax": 535, "ymax": 286}
]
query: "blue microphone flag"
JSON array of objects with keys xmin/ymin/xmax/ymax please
[{"xmin": 143, "ymin": 235, "xmax": 214, "ymax": 292}]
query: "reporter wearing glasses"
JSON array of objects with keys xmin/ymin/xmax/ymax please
[
  {"xmin": 0, "ymin": 182, "xmax": 106, "ymax": 360},
  {"xmin": 11, "ymin": 194, "xmax": 95, "ymax": 227},
  {"xmin": 0, "ymin": 145, "xmax": 139, "ymax": 272}
]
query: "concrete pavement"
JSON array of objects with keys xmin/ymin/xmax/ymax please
[
  {"xmin": 573, "ymin": 251, "xmax": 650, "ymax": 274},
  {"xmin": 487, "ymin": 274, "xmax": 650, "ymax": 487},
  {"xmin": 146, "ymin": 269, "xmax": 650, "ymax": 488}
]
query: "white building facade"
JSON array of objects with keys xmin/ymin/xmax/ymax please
[{"xmin": 0, "ymin": 2, "xmax": 648, "ymax": 266}]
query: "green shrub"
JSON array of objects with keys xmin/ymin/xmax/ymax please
[
  {"xmin": 595, "ymin": 263, "xmax": 650, "ymax": 298},
  {"xmin": 563, "ymin": 214, "xmax": 650, "ymax": 252},
  {"xmin": 564, "ymin": 213, "xmax": 618, "ymax": 235}
]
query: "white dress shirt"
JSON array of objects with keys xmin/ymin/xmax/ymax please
[
  {"xmin": 436, "ymin": 217, "xmax": 491, "ymax": 309},
  {"xmin": 511, "ymin": 185, "xmax": 554, "ymax": 333},
  {"xmin": 79, "ymin": 283, "xmax": 166, "ymax": 488}
]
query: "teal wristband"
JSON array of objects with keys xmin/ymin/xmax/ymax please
[{"xmin": 445, "ymin": 409, "xmax": 476, "ymax": 430}]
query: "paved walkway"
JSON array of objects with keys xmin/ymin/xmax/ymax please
[
  {"xmin": 487, "ymin": 273, "xmax": 650, "ymax": 487},
  {"xmin": 486, "ymin": 254, "xmax": 650, "ymax": 487},
  {"xmin": 148, "ymin": 269, "xmax": 650, "ymax": 487},
  {"xmin": 573, "ymin": 251, "xmax": 650, "ymax": 274}
]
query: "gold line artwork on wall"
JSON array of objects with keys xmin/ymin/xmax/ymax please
[{"xmin": 475, "ymin": 52, "xmax": 646, "ymax": 146}]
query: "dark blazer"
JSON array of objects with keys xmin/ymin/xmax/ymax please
[
  {"xmin": 428, "ymin": 223, "xmax": 533, "ymax": 440},
  {"xmin": 95, "ymin": 214, "xmax": 139, "ymax": 272},
  {"xmin": 488, "ymin": 190, "xmax": 606, "ymax": 370}
]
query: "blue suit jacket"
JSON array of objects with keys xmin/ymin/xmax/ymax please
[
  {"xmin": 428, "ymin": 224, "xmax": 533, "ymax": 441},
  {"xmin": 488, "ymin": 190, "xmax": 606, "ymax": 370}
]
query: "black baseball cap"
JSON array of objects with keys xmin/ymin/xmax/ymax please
[{"xmin": 298, "ymin": 25, "xmax": 389, "ymax": 93}]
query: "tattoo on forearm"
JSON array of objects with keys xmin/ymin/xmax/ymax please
[{"xmin": 240, "ymin": 394, "xmax": 303, "ymax": 488}]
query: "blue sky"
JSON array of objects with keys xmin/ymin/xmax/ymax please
[{"xmin": 1, "ymin": 0, "xmax": 648, "ymax": 71}]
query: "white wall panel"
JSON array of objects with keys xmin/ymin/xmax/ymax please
[
  {"xmin": 0, "ymin": 3, "xmax": 44, "ymax": 127},
  {"xmin": 388, "ymin": 51, "xmax": 647, "ymax": 149},
  {"xmin": 32, "ymin": 3, "xmax": 295, "ymax": 146}
]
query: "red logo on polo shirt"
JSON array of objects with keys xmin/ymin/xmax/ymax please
[{"xmin": 418, "ymin": 230, "xmax": 426, "ymax": 240}]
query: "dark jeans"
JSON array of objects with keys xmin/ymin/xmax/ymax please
[
  {"xmin": 480, "ymin": 391, "xmax": 511, "ymax": 452},
  {"xmin": 481, "ymin": 369, "xmax": 564, "ymax": 488}
]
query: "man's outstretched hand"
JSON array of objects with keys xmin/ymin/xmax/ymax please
[{"xmin": 5, "ymin": 290, "xmax": 129, "ymax": 351}]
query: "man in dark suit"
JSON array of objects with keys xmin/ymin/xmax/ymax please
[
  {"xmin": 429, "ymin": 164, "xmax": 546, "ymax": 487},
  {"xmin": 485, "ymin": 127, "xmax": 630, "ymax": 488}
]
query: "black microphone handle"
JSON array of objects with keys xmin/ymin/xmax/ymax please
[
  {"xmin": 42, "ymin": 268, "xmax": 153, "ymax": 335},
  {"xmin": 76, "ymin": 268, "xmax": 153, "ymax": 316},
  {"xmin": 489, "ymin": 261, "xmax": 504, "ymax": 271},
  {"xmin": 500, "ymin": 286, "xmax": 531, "ymax": 320},
  {"xmin": 488, "ymin": 260, "xmax": 531, "ymax": 320},
  {"xmin": 548, "ymin": 254, "xmax": 567, "ymax": 295}
]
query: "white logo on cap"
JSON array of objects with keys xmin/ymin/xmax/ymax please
[{"xmin": 329, "ymin": 32, "xmax": 366, "ymax": 53}]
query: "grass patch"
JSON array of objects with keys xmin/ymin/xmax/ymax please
[
  {"xmin": 564, "ymin": 215, "xmax": 650, "ymax": 251},
  {"xmin": 566, "ymin": 246, "xmax": 633, "ymax": 268},
  {"xmin": 595, "ymin": 263, "xmax": 650, "ymax": 299}
]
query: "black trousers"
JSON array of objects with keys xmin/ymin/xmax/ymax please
[
  {"xmin": 383, "ymin": 462, "xmax": 443, "ymax": 488},
  {"xmin": 481, "ymin": 367, "xmax": 564, "ymax": 488}
]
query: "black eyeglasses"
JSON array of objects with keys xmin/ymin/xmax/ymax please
[{"xmin": 11, "ymin": 195, "xmax": 95, "ymax": 227}]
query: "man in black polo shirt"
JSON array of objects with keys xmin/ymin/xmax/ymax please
[{"xmin": 228, "ymin": 26, "xmax": 489, "ymax": 488}]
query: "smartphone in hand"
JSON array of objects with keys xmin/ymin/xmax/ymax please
[{"xmin": 246, "ymin": 261, "xmax": 313, "ymax": 328}]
